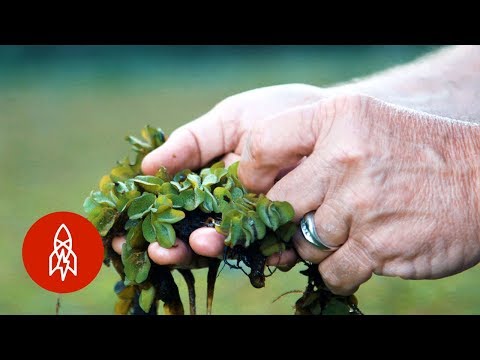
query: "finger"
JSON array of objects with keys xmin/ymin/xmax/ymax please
[
  {"xmin": 266, "ymin": 249, "xmax": 298, "ymax": 269},
  {"xmin": 293, "ymin": 198, "xmax": 352, "ymax": 263},
  {"xmin": 293, "ymin": 229, "xmax": 332, "ymax": 264},
  {"xmin": 274, "ymin": 158, "xmax": 305, "ymax": 182},
  {"xmin": 221, "ymin": 152, "xmax": 241, "ymax": 167},
  {"xmin": 189, "ymin": 227, "xmax": 226, "ymax": 259},
  {"xmin": 238, "ymin": 102, "xmax": 320, "ymax": 193},
  {"xmin": 318, "ymin": 239, "xmax": 374, "ymax": 296},
  {"xmin": 142, "ymin": 107, "xmax": 237, "ymax": 175},
  {"xmin": 148, "ymin": 238, "xmax": 193, "ymax": 266},
  {"xmin": 112, "ymin": 236, "xmax": 125, "ymax": 255},
  {"xmin": 267, "ymin": 153, "xmax": 329, "ymax": 221}
]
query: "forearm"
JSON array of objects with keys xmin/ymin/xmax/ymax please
[{"xmin": 332, "ymin": 46, "xmax": 480, "ymax": 123}]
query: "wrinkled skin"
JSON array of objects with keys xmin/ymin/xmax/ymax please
[{"xmin": 114, "ymin": 46, "xmax": 480, "ymax": 296}]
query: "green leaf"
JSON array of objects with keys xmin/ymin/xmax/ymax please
[
  {"xmin": 123, "ymin": 278, "xmax": 135, "ymax": 286},
  {"xmin": 124, "ymin": 218, "xmax": 141, "ymax": 230},
  {"xmin": 131, "ymin": 152, "xmax": 145, "ymax": 174},
  {"xmin": 115, "ymin": 179, "xmax": 138, "ymax": 193},
  {"xmin": 127, "ymin": 193, "xmax": 156, "ymax": 220},
  {"xmin": 87, "ymin": 206, "xmax": 117, "ymax": 236},
  {"xmin": 92, "ymin": 191, "xmax": 116, "ymax": 207},
  {"xmin": 275, "ymin": 222, "xmax": 297, "ymax": 242},
  {"xmin": 213, "ymin": 167, "xmax": 228, "ymax": 182},
  {"xmin": 135, "ymin": 175, "xmax": 163, "ymax": 184},
  {"xmin": 167, "ymin": 194, "xmax": 184, "ymax": 208},
  {"xmin": 200, "ymin": 189, "xmax": 218, "ymax": 212},
  {"xmin": 241, "ymin": 217, "xmax": 254, "ymax": 247},
  {"xmin": 143, "ymin": 213, "xmax": 177, "ymax": 247},
  {"xmin": 271, "ymin": 201, "xmax": 295, "ymax": 225},
  {"xmin": 126, "ymin": 221, "xmax": 146, "ymax": 248},
  {"xmin": 186, "ymin": 173, "xmax": 202, "ymax": 188},
  {"xmin": 240, "ymin": 211, "xmax": 266, "ymax": 243},
  {"xmin": 126, "ymin": 135, "xmax": 152, "ymax": 153},
  {"xmin": 202, "ymin": 173, "xmax": 217, "ymax": 187},
  {"xmin": 213, "ymin": 187, "xmax": 232, "ymax": 212},
  {"xmin": 243, "ymin": 193, "xmax": 258, "ymax": 206},
  {"xmin": 199, "ymin": 167, "xmax": 211, "ymax": 178},
  {"xmin": 116, "ymin": 189, "xmax": 141, "ymax": 212},
  {"xmin": 155, "ymin": 208, "xmax": 185, "ymax": 224},
  {"xmin": 173, "ymin": 169, "xmax": 191, "ymax": 183},
  {"xmin": 133, "ymin": 175, "xmax": 164, "ymax": 193},
  {"xmin": 155, "ymin": 167, "xmax": 171, "ymax": 182},
  {"xmin": 256, "ymin": 195, "xmax": 273, "ymax": 228},
  {"xmin": 114, "ymin": 181, "xmax": 129, "ymax": 193},
  {"xmin": 110, "ymin": 158, "xmax": 137, "ymax": 182},
  {"xmin": 259, "ymin": 234, "xmax": 286, "ymax": 257},
  {"xmin": 231, "ymin": 187, "xmax": 244, "ymax": 200},
  {"xmin": 322, "ymin": 298, "xmax": 351, "ymax": 315},
  {"xmin": 83, "ymin": 195, "xmax": 99, "ymax": 214},
  {"xmin": 141, "ymin": 125, "xmax": 165, "ymax": 148},
  {"xmin": 227, "ymin": 161, "xmax": 239, "ymax": 176},
  {"xmin": 227, "ymin": 161, "xmax": 244, "ymax": 189},
  {"xmin": 221, "ymin": 209, "xmax": 245, "ymax": 246},
  {"xmin": 152, "ymin": 195, "xmax": 173, "ymax": 214},
  {"xmin": 210, "ymin": 161, "xmax": 225, "ymax": 170},
  {"xmin": 266, "ymin": 203, "xmax": 281, "ymax": 231},
  {"xmin": 161, "ymin": 182, "xmax": 179, "ymax": 195},
  {"xmin": 219, "ymin": 208, "xmax": 237, "ymax": 235},
  {"xmin": 139, "ymin": 286, "xmax": 156, "ymax": 313},
  {"xmin": 194, "ymin": 187, "xmax": 205, "ymax": 208},
  {"xmin": 255, "ymin": 195, "xmax": 293, "ymax": 231},
  {"xmin": 223, "ymin": 177, "xmax": 235, "ymax": 191},
  {"xmin": 142, "ymin": 213, "xmax": 156, "ymax": 243},
  {"xmin": 225, "ymin": 213, "xmax": 245, "ymax": 247},
  {"xmin": 99, "ymin": 175, "xmax": 115, "ymax": 193},
  {"xmin": 121, "ymin": 243, "xmax": 151, "ymax": 283},
  {"xmin": 179, "ymin": 189, "xmax": 196, "ymax": 211},
  {"xmin": 249, "ymin": 212, "xmax": 267, "ymax": 240},
  {"xmin": 153, "ymin": 220, "xmax": 176, "ymax": 248},
  {"xmin": 171, "ymin": 180, "xmax": 192, "ymax": 192}
]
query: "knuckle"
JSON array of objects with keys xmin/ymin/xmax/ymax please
[
  {"xmin": 318, "ymin": 264, "xmax": 344, "ymax": 292},
  {"xmin": 293, "ymin": 234, "xmax": 324, "ymax": 264},
  {"xmin": 330, "ymin": 145, "xmax": 367, "ymax": 168},
  {"xmin": 379, "ymin": 261, "xmax": 418, "ymax": 279},
  {"xmin": 347, "ymin": 239, "xmax": 375, "ymax": 271},
  {"xmin": 350, "ymin": 187, "xmax": 375, "ymax": 212},
  {"xmin": 237, "ymin": 162, "xmax": 255, "ymax": 189},
  {"xmin": 322, "ymin": 93, "xmax": 378, "ymax": 122},
  {"xmin": 246, "ymin": 127, "xmax": 268, "ymax": 163},
  {"xmin": 315, "ymin": 200, "xmax": 350, "ymax": 246}
]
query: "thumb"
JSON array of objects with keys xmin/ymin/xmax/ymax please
[{"xmin": 142, "ymin": 106, "xmax": 236, "ymax": 175}]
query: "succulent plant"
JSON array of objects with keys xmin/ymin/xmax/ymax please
[{"xmin": 84, "ymin": 126, "xmax": 362, "ymax": 315}]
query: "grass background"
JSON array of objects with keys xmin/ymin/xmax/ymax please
[{"xmin": 2, "ymin": 45, "xmax": 479, "ymax": 315}]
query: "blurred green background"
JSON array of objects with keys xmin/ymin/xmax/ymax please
[{"xmin": 2, "ymin": 45, "xmax": 478, "ymax": 315}]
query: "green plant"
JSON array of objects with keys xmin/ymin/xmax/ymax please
[{"xmin": 83, "ymin": 126, "xmax": 362, "ymax": 315}]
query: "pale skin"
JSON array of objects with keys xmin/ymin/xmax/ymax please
[{"xmin": 113, "ymin": 45, "xmax": 480, "ymax": 296}]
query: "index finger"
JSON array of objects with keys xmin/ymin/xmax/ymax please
[{"xmin": 142, "ymin": 107, "xmax": 235, "ymax": 175}]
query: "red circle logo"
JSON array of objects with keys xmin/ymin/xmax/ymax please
[{"xmin": 22, "ymin": 211, "xmax": 104, "ymax": 293}]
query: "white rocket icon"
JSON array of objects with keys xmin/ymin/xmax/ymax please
[{"xmin": 49, "ymin": 224, "xmax": 78, "ymax": 281}]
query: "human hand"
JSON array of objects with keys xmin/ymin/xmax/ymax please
[
  {"xmin": 112, "ymin": 84, "xmax": 332, "ymax": 268},
  {"xmin": 237, "ymin": 94, "xmax": 480, "ymax": 295},
  {"xmin": 114, "ymin": 86, "xmax": 480, "ymax": 297}
]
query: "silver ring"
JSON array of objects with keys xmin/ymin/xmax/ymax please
[{"xmin": 300, "ymin": 211, "xmax": 339, "ymax": 251}]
